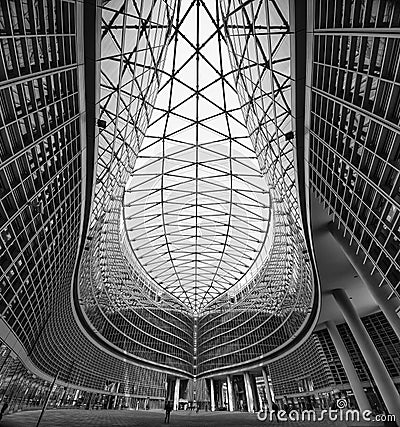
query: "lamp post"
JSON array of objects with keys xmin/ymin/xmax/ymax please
[{"xmin": 35, "ymin": 371, "xmax": 59, "ymax": 427}]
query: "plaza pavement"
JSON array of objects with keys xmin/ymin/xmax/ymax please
[{"xmin": 0, "ymin": 409, "xmax": 387, "ymax": 427}]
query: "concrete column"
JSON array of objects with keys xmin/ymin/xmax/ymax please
[
  {"xmin": 329, "ymin": 224, "xmax": 400, "ymax": 340},
  {"xmin": 262, "ymin": 367, "xmax": 273, "ymax": 410},
  {"xmin": 332, "ymin": 289, "xmax": 400, "ymax": 421},
  {"xmin": 243, "ymin": 372, "xmax": 254, "ymax": 413},
  {"xmin": 210, "ymin": 378, "xmax": 215, "ymax": 411},
  {"xmin": 219, "ymin": 380, "xmax": 224, "ymax": 407},
  {"xmin": 73, "ymin": 389, "xmax": 80, "ymax": 406},
  {"xmin": 249, "ymin": 374, "xmax": 260, "ymax": 411},
  {"xmin": 113, "ymin": 382, "xmax": 120, "ymax": 409},
  {"xmin": 166, "ymin": 379, "xmax": 174, "ymax": 402},
  {"xmin": 59, "ymin": 388, "xmax": 67, "ymax": 406},
  {"xmin": 226, "ymin": 375, "xmax": 234, "ymax": 411},
  {"xmin": 325, "ymin": 321, "xmax": 371, "ymax": 412},
  {"xmin": 214, "ymin": 379, "xmax": 220, "ymax": 407},
  {"xmin": 173, "ymin": 378, "xmax": 180, "ymax": 411}
]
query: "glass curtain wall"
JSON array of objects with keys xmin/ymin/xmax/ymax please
[{"xmin": 79, "ymin": 0, "xmax": 319, "ymax": 377}]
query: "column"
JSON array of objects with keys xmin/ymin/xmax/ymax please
[
  {"xmin": 173, "ymin": 378, "xmax": 180, "ymax": 411},
  {"xmin": 226, "ymin": 375, "xmax": 234, "ymax": 411},
  {"xmin": 243, "ymin": 372, "xmax": 254, "ymax": 413},
  {"xmin": 262, "ymin": 367, "xmax": 273, "ymax": 410},
  {"xmin": 329, "ymin": 224, "xmax": 400, "ymax": 339},
  {"xmin": 169, "ymin": 378, "xmax": 175, "ymax": 402},
  {"xmin": 113, "ymin": 383, "xmax": 120, "ymax": 409},
  {"xmin": 59, "ymin": 387, "xmax": 67, "ymax": 407},
  {"xmin": 85, "ymin": 392, "xmax": 92, "ymax": 410},
  {"xmin": 73, "ymin": 389, "xmax": 80, "ymax": 406},
  {"xmin": 332, "ymin": 289, "xmax": 400, "ymax": 421},
  {"xmin": 325, "ymin": 321, "xmax": 371, "ymax": 412},
  {"xmin": 249, "ymin": 374, "xmax": 260, "ymax": 411},
  {"xmin": 218, "ymin": 380, "xmax": 224, "ymax": 407},
  {"xmin": 214, "ymin": 379, "xmax": 219, "ymax": 407},
  {"xmin": 210, "ymin": 378, "xmax": 215, "ymax": 411}
]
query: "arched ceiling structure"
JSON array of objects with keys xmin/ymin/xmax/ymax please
[
  {"xmin": 123, "ymin": 1, "xmax": 272, "ymax": 311},
  {"xmin": 77, "ymin": 0, "xmax": 320, "ymax": 377}
]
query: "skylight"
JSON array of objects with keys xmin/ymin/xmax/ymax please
[{"xmin": 123, "ymin": 1, "xmax": 272, "ymax": 312}]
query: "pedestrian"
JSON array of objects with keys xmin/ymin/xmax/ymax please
[
  {"xmin": 164, "ymin": 401, "xmax": 172, "ymax": 424},
  {"xmin": 283, "ymin": 402, "xmax": 289, "ymax": 415},
  {"xmin": 271, "ymin": 401, "xmax": 280, "ymax": 423}
]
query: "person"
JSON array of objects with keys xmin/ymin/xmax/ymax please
[
  {"xmin": 136, "ymin": 400, "xmax": 139, "ymax": 410},
  {"xmin": 283, "ymin": 402, "xmax": 289, "ymax": 415},
  {"xmin": 196, "ymin": 404, "xmax": 200, "ymax": 413},
  {"xmin": 164, "ymin": 401, "xmax": 172, "ymax": 424},
  {"xmin": 271, "ymin": 401, "xmax": 280, "ymax": 423}
]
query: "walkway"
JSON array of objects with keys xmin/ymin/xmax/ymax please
[{"xmin": 0, "ymin": 409, "xmax": 387, "ymax": 427}]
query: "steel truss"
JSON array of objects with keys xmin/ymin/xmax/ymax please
[{"xmin": 78, "ymin": 0, "xmax": 318, "ymax": 374}]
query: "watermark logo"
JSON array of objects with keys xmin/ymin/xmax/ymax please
[
  {"xmin": 336, "ymin": 398, "xmax": 347, "ymax": 409},
  {"xmin": 256, "ymin": 400, "xmax": 396, "ymax": 423}
]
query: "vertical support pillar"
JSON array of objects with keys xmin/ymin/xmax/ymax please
[
  {"xmin": 113, "ymin": 383, "xmax": 120, "ymax": 409},
  {"xmin": 85, "ymin": 392, "xmax": 93, "ymax": 410},
  {"xmin": 167, "ymin": 378, "xmax": 174, "ymax": 402},
  {"xmin": 332, "ymin": 289, "xmax": 400, "ymax": 421},
  {"xmin": 107, "ymin": 394, "xmax": 113, "ymax": 410},
  {"xmin": 73, "ymin": 389, "xmax": 80, "ymax": 406},
  {"xmin": 325, "ymin": 321, "xmax": 371, "ymax": 412},
  {"xmin": 210, "ymin": 378, "xmax": 215, "ymax": 411},
  {"xmin": 220, "ymin": 381, "xmax": 224, "ymax": 407},
  {"xmin": 173, "ymin": 378, "xmax": 180, "ymax": 411},
  {"xmin": 215, "ymin": 380, "xmax": 221, "ymax": 407},
  {"xmin": 226, "ymin": 375, "xmax": 234, "ymax": 411},
  {"xmin": 329, "ymin": 224, "xmax": 400, "ymax": 340},
  {"xmin": 59, "ymin": 387, "xmax": 67, "ymax": 407},
  {"xmin": 262, "ymin": 367, "xmax": 273, "ymax": 410},
  {"xmin": 243, "ymin": 372, "xmax": 254, "ymax": 413},
  {"xmin": 249, "ymin": 374, "xmax": 260, "ymax": 411}
]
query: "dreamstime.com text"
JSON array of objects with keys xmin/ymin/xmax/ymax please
[{"xmin": 257, "ymin": 400, "xmax": 396, "ymax": 423}]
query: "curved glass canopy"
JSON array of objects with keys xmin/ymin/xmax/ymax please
[
  {"xmin": 78, "ymin": 0, "xmax": 319, "ymax": 376},
  {"xmin": 123, "ymin": 4, "xmax": 272, "ymax": 311}
]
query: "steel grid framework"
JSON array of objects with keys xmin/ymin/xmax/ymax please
[
  {"xmin": 78, "ymin": 0, "xmax": 319, "ymax": 374},
  {"xmin": 309, "ymin": 0, "xmax": 400, "ymax": 300},
  {"xmin": 123, "ymin": 0, "xmax": 273, "ymax": 312}
]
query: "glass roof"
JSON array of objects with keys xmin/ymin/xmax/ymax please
[
  {"xmin": 78, "ymin": 0, "xmax": 319, "ymax": 373},
  {"xmin": 122, "ymin": 2, "xmax": 272, "ymax": 312},
  {"xmin": 83, "ymin": 0, "xmax": 316, "ymax": 318}
]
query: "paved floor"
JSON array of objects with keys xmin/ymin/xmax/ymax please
[{"xmin": 0, "ymin": 409, "xmax": 387, "ymax": 427}]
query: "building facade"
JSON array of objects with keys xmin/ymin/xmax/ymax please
[
  {"xmin": 277, "ymin": 0, "xmax": 400, "ymax": 419},
  {"xmin": 269, "ymin": 310, "xmax": 400, "ymax": 412},
  {"xmin": 308, "ymin": 0, "xmax": 400, "ymax": 298},
  {"xmin": 0, "ymin": 0, "xmax": 399, "ymax": 421},
  {"xmin": 0, "ymin": 0, "xmax": 320, "ymax": 414}
]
